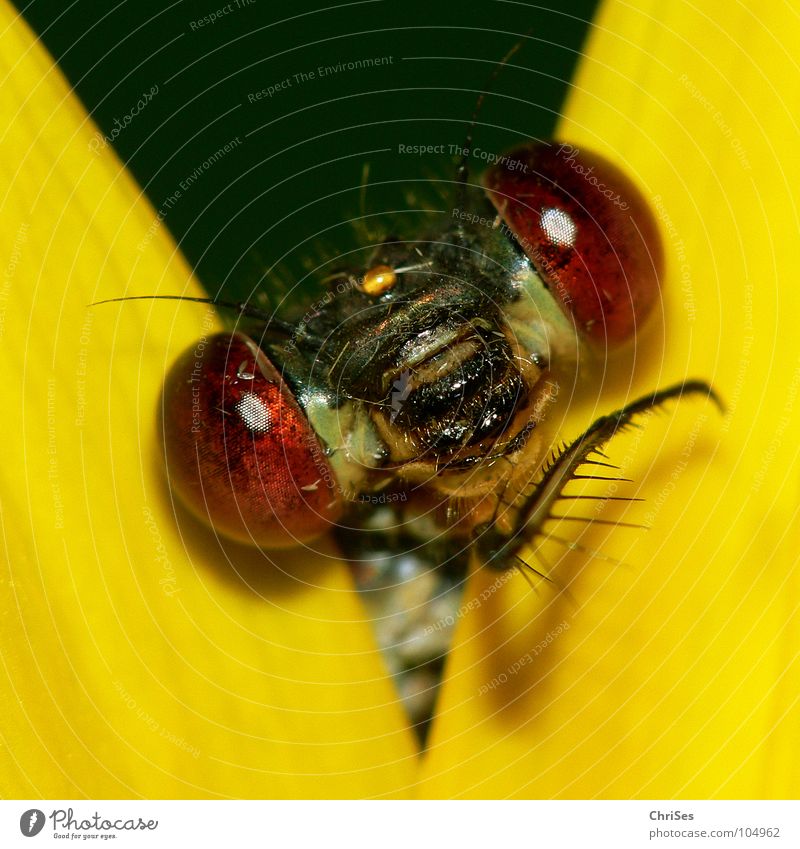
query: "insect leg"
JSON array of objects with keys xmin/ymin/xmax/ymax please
[{"xmin": 474, "ymin": 380, "xmax": 723, "ymax": 571}]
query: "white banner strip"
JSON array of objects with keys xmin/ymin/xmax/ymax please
[{"xmin": 1, "ymin": 800, "xmax": 798, "ymax": 847}]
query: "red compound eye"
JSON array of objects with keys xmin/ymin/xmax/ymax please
[
  {"xmin": 162, "ymin": 332, "xmax": 342, "ymax": 548},
  {"xmin": 483, "ymin": 142, "xmax": 662, "ymax": 345}
]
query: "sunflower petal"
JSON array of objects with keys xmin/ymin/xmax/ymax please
[
  {"xmin": 421, "ymin": 0, "xmax": 800, "ymax": 798},
  {"xmin": 0, "ymin": 3, "xmax": 416, "ymax": 798}
]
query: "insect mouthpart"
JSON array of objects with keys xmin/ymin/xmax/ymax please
[{"xmin": 380, "ymin": 318, "xmax": 528, "ymax": 456}]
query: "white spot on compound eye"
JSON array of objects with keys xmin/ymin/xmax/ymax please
[
  {"xmin": 235, "ymin": 391, "xmax": 272, "ymax": 432},
  {"xmin": 540, "ymin": 206, "xmax": 577, "ymax": 248},
  {"xmin": 301, "ymin": 479, "xmax": 321, "ymax": 492}
]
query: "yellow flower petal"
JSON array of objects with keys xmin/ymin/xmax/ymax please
[
  {"xmin": 422, "ymin": 0, "xmax": 800, "ymax": 797},
  {"xmin": 4, "ymin": 0, "xmax": 798, "ymax": 801},
  {"xmin": 0, "ymin": 2, "xmax": 417, "ymax": 798}
]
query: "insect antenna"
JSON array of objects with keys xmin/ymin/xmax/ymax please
[
  {"xmin": 90, "ymin": 294, "xmax": 298, "ymax": 340},
  {"xmin": 355, "ymin": 162, "xmax": 387, "ymax": 246},
  {"xmin": 456, "ymin": 36, "xmax": 529, "ymax": 208}
]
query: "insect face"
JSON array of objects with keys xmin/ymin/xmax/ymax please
[
  {"xmin": 149, "ymin": 138, "xmax": 717, "ymax": 744},
  {"xmin": 162, "ymin": 142, "xmax": 666, "ymax": 550}
]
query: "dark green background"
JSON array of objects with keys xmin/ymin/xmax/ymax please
[{"xmin": 21, "ymin": 0, "xmax": 597, "ymax": 309}]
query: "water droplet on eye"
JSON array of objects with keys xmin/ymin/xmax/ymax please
[{"xmin": 237, "ymin": 360, "xmax": 255, "ymax": 380}]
